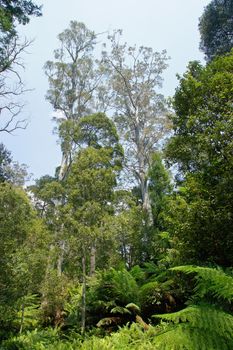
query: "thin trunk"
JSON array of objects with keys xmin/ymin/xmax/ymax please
[
  {"xmin": 135, "ymin": 315, "xmax": 150, "ymax": 330},
  {"xmin": 135, "ymin": 120, "xmax": 153, "ymax": 226},
  {"xmin": 81, "ymin": 251, "xmax": 86, "ymax": 334},
  {"xmin": 57, "ymin": 240, "xmax": 65, "ymax": 277},
  {"xmin": 140, "ymin": 172, "xmax": 153, "ymax": 226},
  {"xmin": 90, "ymin": 243, "xmax": 96, "ymax": 276},
  {"xmin": 141, "ymin": 178, "xmax": 153, "ymax": 226}
]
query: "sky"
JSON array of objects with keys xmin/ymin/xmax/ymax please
[{"xmin": 1, "ymin": 0, "xmax": 210, "ymax": 183}]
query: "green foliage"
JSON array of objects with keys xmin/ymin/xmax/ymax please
[
  {"xmin": 1, "ymin": 328, "xmax": 61, "ymax": 350},
  {"xmin": 0, "ymin": 0, "xmax": 42, "ymax": 34},
  {"xmin": 0, "ymin": 143, "xmax": 12, "ymax": 182},
  {"xmin": 154, "ymin": 304, "xmax": 233, "ymax": 349},
  {"xmin": 149, "ymin": 152, "xmax": 171, "ymax": 224},
  {"xmin": 152, "ymin": 266, "xmax": 233, "ymax": 349},
  {"xmin": 107, "ymin": 190, "xmax": 146, "ymax": 267},
  {"xmin": 2, "ymin": 325, "xmax": 157, "ymax": 350},
  {"xmin": 166, "ymin": 52, "xmax": 233, "ymax": 266},
  {"xmin": 155, "ymin": 322, "xmax": 233, "ymax": 350},
  {"xmin": 15, "ymin": 294, "xmax": 40, "ymax": 332},
  {"xmin": 44, "ymin": 21, "xmax": 98, "ymax": 131},
  {"xmin": 63, "ymin": 286, "xmax": 82, "ymax": 328},
  {"xmin": 79, "ymin": 324, "xmax": 157, "ymax": 350},
  {"xmin": 199, "ymin": 0, "xmax": 233, "ymax": 60},
  {"xmin": 40, "ymin": 270, "xmax": 72, "ymax": 327},
  {"xmin": 0, "ymin": 183, "xmax": 49, "ymax": 337},
  {"xmin": 171, "ymin": 265, "xmax": 233, "ymax": 302},
  {"xmin": 80, "ymin": 268, "xmax": 139, "ymax": 329},
  {"xmin": 89, "ymin": 268, "xmax": 139, "ymax": 308}
]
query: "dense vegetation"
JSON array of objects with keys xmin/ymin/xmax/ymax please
[{"xmin": 0, "ymin": 0, "xmax": 232, "ymax": 349}]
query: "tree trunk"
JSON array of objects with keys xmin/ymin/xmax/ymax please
[
  {"xmin": 57, "ymin": 240, "xmax": 65, "ymax": 277},
  {"xmin": 81, "ymin": 251, "xmax": 86, "ymax": 334},
  {"xmin": 142, "ymin": 179, "xmax": 153, "ymax": 226},
  {"xmin": 135, "ymin": 120, "xmax": 153, "ymax": 226},
  {"xmin": 90, "ymin": 242, "xmax": 96, "ymax": 276},
  {"xmin": 58, "ymin": 151, "xmax": 69, "ymax": 181},
  {"xmin": 140, "ymin": 171, "xmax": 153, "ymax": 226}
]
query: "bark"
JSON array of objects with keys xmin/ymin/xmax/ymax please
[
  {"xmin": 90, "ymin": 242, "xmax": 96, "ymax": 276},
  {"xmin": 134, "ymin": 116, "xmax": 153, "ymax": 226},
  {"xmin": 140, "ymin": 176, "xmax": 153, "ymax": 226},
  {"xmin": 135, "ymin": 315, "xmax": 150, "ymax": 331},
  {"xmin": 58, "ymin": 152, "xmax": 69, "ymax": 181}
]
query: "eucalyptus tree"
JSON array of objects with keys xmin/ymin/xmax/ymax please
[
  {"xmin": 102, "ymin": 31, "xmax": 170, "ymax": 222},
  {"xmin": 44, "ymin": 21, "xmax": 105, "ymax": 180}
]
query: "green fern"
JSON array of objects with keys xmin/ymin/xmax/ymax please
[
  {"xmin": 155, "ymin": 323, "xmax": 233, "ymax": 350},
  {"xmin": 155, "ymin": 304, "xmax": 233, "ymax": 340},
  {"xmin": 125, "ymin": 303, "xmax": 140, "ymax": 314},
  {"xmin": 171, "ymin": 265, "xmax": 233, "ymax": 302},
  {"xmin": 151, "ymin": 266, "xmax": 233, "ymax": 350},
  {"xmin": 15, "ymin": 294, "xmax": 40, "ymax": 332}
]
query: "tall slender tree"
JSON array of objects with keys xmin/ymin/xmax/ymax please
[
  {"xmin": 102, "ymin": 31, "xmax": 170, "ymax": 222},
  {"xmin": 44, "ymin": 21, "xmax": 104, "ymax": 180}
]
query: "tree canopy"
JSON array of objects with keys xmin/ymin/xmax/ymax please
[
  {"xmin": 199, "ymin": 0, "xmax": 233, "ymax": 60},
  {"xmin": 0, "ymin": 0, "xmax": 42, "ymax": 34}
]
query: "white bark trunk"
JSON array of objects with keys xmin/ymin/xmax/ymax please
[
  {"xmin": 58, "ymin": 152, "xmax": 69, "ymax": 181},
  {"xmin": 141, "ymin": 177, "xmax": 153, "ymax": 226},
  {"xmin": 90, "ymin": 243, "xmax": 96, "ymax": 276}
]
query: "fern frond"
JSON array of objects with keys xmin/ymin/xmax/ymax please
[
  {"xmin": 155, "ymin": 324, "xmax": 233, "ymax": 350},
  {"xmin": 108, "ymin": 268, "xmax": 139, "ymax": 305},
  {"xmin": 171, "ymin": 266, "xmax": 233, "ymax": 302},
  {"xmin": 125, "ymin": 303, "xmax": 140, "ymax": 314},
  {"xmin": 154, "ymin": 304, "xmax": 233, "ymax": 341},
  {"xmin": 96, "ymin": 316, "xmax": 122, "ymax": 327},
  {"xmin": 111, "ymin": 306, "xmax": 131, "ymax": 315}
]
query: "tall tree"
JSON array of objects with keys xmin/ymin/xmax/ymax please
[
  {"xmin": 199, "ymin": 0, "xmax": 233, "ymax": 61},
  {"xmin": 44, "ymin": 21, "xmax": 104, "ymax": 180},
  {"xmin": 102, "ymin": 31, "xmax": 170, "ymax": 222}
]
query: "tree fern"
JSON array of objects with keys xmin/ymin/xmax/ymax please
[
  {"xmin": 152, "ymin": 266, "xmax": 233, "ymax": 350},
  {"xmin": 155, "ymin": 304, "xmax": 233, "ymax": 339},
  {"xmin": 111, "ymin": 306, "xmax": 132, "ymax": 315},
  {"xmin": 171, "ymin": 265, "xmax": 233, "ymax": 302}
]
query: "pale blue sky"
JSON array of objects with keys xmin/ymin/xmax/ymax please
[{"xmin": 1, "ymin": 0, "xmax": 210, "ymax": 182}]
